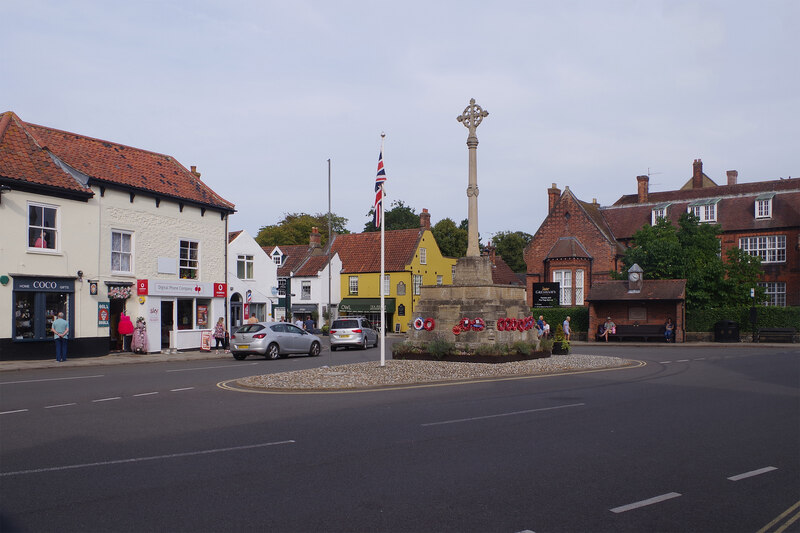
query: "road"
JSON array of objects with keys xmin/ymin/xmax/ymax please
[{"xmin": 1, "ymin": 342, "xmax": 798, "ymax": 532}]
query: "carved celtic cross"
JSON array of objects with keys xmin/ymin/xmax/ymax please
[{"xmin": 457, "ymin": 98, "xmax": 489, "ymax": 136}]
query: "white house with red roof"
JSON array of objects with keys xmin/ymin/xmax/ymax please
[
  {"xmin": 0, "ymin": 111, "xmax": 235, "ymax": 359},
  {"xmin": 227, "ymin": 230, "xmax": 278, "ymax": 329}
]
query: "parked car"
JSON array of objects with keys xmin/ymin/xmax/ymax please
[
  {"xmin": 329, "ymin": 317, "xmax": 378, "ymax": 351},
  {"xmin": 230, "ymin": 322, "xmax": 321, "ymax": 360}
]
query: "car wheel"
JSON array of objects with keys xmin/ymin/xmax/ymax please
[
  {"xmin": 233, "ymin": 353, "xmax": 247, "ymax": 361},
  {"xmin": 361, "ymin": 337, "xmax": 368, "ymax": 350},
  {"xmin": 309, "ymin": 341, "xmax": 321, "ymax": 357},
  {"xmin": 266, "ymin": 343, "xmax": 280, "ymax": 360}
]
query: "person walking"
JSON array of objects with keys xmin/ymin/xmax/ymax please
[
  {"xmin": 563, "ymin": 316, "xmax": 571, "ymax": 341},
  {"xmin": 51, "ymin": 312, "xmax": 69, "ymax": 362},
  {"xmin": 213, "ymin": 318, "xmax": 229, "ymax": 354}
]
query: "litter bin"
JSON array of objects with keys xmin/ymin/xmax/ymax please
[{"xmin": 714, "ymin": 320, "xmax": 740, "ymax": 343}]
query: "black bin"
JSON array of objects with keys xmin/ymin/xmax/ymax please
[{"xmin": 714, "ymin": 320, "xmax": 740, "ymax": 343}]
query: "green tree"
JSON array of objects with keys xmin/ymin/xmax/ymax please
[
  {"xmin": 723, "ymin": 248, "xmax": 766, "ymax": 306},
  {"xmin": 432, "ymin": 217, "xmax": 467, "ymax": 258},
  {"xmin": 364, "ymin": 200, "xmax": 420, "ymax": 232},
  {"xmin": 256, "ymin": 212, "xmax": 349, "ymax": 247},
  {"xmin": 492, "ymin": 231, "xmax": 533, "ymax": 273}
]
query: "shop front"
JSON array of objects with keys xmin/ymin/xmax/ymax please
[
  {"xmin": 338, "ymin": 298, "xmax": 395, "ymax": 332},
  {"xmin": 6, "ymin": 276, "xmax": 75, "ymax": 358},
  {"xmin": 136, "ymin": 279, "xmax": 227, "ymax": 352}
]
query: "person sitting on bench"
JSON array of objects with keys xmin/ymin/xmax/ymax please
[
  {"xmin": 664, "ymin": 317, "xmax": 674, "ymax": 342},
  {"xmin": 600, "ymin": 317, "xmax": 616, "ymax": 342}
]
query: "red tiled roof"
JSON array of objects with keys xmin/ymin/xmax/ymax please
[
  {"xmin": 0, "ymin": 111, "xmax": 234, "ymax": 211},
  {"xmin": 228, "ymin": 230, "xmax": 243, "ymax": 243},
  {"xmin": 0, "ymin": 112, "xmax": 92, "ymax": 197},
  {"xmin": 612, "ymin": 178, "xmax": 799, "ymax": 206},
  {"xmin": 546, "ymin": 237, "xmax": 592, "ymax": 260},
  {"xmin": 586, "ymin": 280, "xmax": 687, "ymax": 301},
  {"xmin": 294, "ymin": 254, "xmax": 332, "ymax": 277},
  {"xmin": 491, "ymin": 255, "xmax": 524, "ymax": 285},
  {"xmin": 331, "ymin": 228, "xmax": 424, "ymax": 273},
  {"xmin": 267, "ymin": 244, "xmax": 310, "ymax": 277}
]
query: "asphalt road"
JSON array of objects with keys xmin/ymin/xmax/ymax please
[{"xmin": 1, "ymin": 343, "xmax": 798, "ymax": 532}]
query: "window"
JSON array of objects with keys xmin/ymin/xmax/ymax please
[
  {"xmin": 575, "ymin": 269, "xmax": 584, "ymax": 305},
  {"xmin": 237, "ymin": 255, "xmax": 254, "ymax": 279},
  {"xmin": 755, "ymin": 194, "xmax": 774, "ymax": 219},
  {"xmin": 272, "ymin": 251, "xmax": 282, "ymax": 265},
  {"xmin": 553, "ymin": 270, "xmax": 572, "ymax": 306},
  {"xmin": 419, "ymin": 247, "xmax": 427, "ymax": 265},
  {"xmin": 278, "ymin": 278, "xmax": 287, "ymax": 296},
  {"xmin": 349, "ymin": 276, "xmax": 359, "ymax": 295},
  {"xmin": 111, "ymin": 230, "xmax": 133, "ymax": 273},
  {"xmin": 413, "ymin": 275, "xmax": 423, "ymax": 295},
  {"xmin": 179, "ymin": 240, "xmax": 199, "ymax": 279},
  {"xmin": 301, "ymin": 281, "xmax": 311, "ymax": 300},
  {"xmin": 28, "ymin": 203, "xmax": 58, "ymax": 250},
  {"xmin": 758, "ymin": 282, "xmax": 786, "ymax": 307},
  {"xmin": 383, "ymin": 274, "xmax": 390, "ymax": 296},
  {"xmin": 651, "ymin": 203, "xmax": 671, "ymax": 225},
  {"xmin": 739, "ymin": 235, "xmax": 786, "ymax": 263},
  {"xmin": 687, "ymin": 199, "xmax": 718, "ymax": 222},
  {"xmin": 437, "ymin": 275, "xmax": 443, "ymax": 286},
  {"xmin": 396, "ymin": 281, "xmax": 406, "ymax": 296}
]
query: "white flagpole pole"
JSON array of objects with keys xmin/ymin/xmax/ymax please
[{"xmin": 379, "ymin": 132, "xmax": 386, "ymax": 367}]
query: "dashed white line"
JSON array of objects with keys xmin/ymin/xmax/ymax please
[
  {"xmin": 0, "ymin": 409, "xmax": 29, "ymax": 415},
  {"xmin": 166, "ymin": 363, "xmax": 258, "ymax": 372},
  {"xmin": 170, "ymin": 387, "xmax": 194, "ymax": 392},
  {"xmin": 421, "ymin": 403, "xmax": 585, "ymax": 427},
  {"xmin": 660, "ymin": 361, "xmax": 672, "ymax": 364},
  {"xmin": 728, "ymin": 466, "xmax": 777, "ymax": 481},
  {"xmin": 133, "ymin": 392, "xmax": 159, "ymax": 397},
  {"xmin": 694, "ymin": 357, "xmax": 706, "ymax": 361},
  {"xmin": 45, "ymin": 403, "xmax": 77, "ymax": 409},
  {"xmin": 0, "ymin": 440, "xmax": 296, "ymax": 477},
  {"xmin": 92, "ymin": 397, "xmax": 121, "ymax": 403},
  {"xmin": 0, "ymin": 374, "xmax": 104, "ymax": 385},
  {"xmin": 676, "ymin": 359, "xmax": 690, "ymax": 363},
  {"xmin": 610, "ymin": 492, "xmax": 681, "ymax": 513}
]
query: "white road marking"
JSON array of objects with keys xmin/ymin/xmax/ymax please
[
  {"xmin": 45, "ymin": 403, "xmax": 77, "ymax": 409},
  {"xmin": 166, "ymin": 362, "xmax": 258, "ymax": 372},
  {"xmin": 170, "ymin": 387, "xmax": 194, "ymax": 392},
  {"xmin": 0, "ymin": 374, "xmax": 104, "ymax": 385},
  {"xmin": 610, "ymin": 492, "xmax": 681, "ymax": 513},
  {"xmin": 728, "ymin": 466, "xmax": 777, "ymax": 481},
  {"xmin": 676, "ymin": 359, "xmax": 690, "ymax": 362},
  {"xmin": 92, "ymin": 397, "xmax": 121, "ymax": 402},
  {"xmin": 421, "ymin": 403, "xmax": 585, "ymax": 427},
  {"xmin": 133, "ymin": 392, "xmax": 159, "ymax": 397},
  {"xmin": 659, "ymin": 361, "xmax": 672, "ymax": 364},
  {"xmin": 694, "ymin": 357, "xmax": 706, "ymax": 360},
  {"xmin": 0, "ymin": 440, "xmax": 296, "ymax": 477},
  {"xmin": 0, "ymin": 409, "xmax": 29, "ymax": 415}
]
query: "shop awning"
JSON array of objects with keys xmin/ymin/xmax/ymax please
[
  {"xmin": 338, "ymin": 298, "xmax": 396, "ymax": 313},
  {"xmin": 291, "ymin": 304, "xmax": 318, "ymax": 313}
]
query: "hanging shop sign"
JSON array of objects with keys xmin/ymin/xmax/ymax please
[{"xmin": 98, "ymin": 302, "xmax": 110, "ymax": 327}]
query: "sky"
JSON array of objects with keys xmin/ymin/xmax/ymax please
[{"xmin": 3, "ymin": 1, "xmax": 798, "ymax": 242}]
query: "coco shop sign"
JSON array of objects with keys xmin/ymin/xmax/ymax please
[{"xmin": 13, "ymin": 277, "xmax": 74, "ymax": 292}]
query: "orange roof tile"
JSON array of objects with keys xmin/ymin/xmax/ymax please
[{"xmin": 331, "ymin": 228, "xmax": 424, "ymax": 273}]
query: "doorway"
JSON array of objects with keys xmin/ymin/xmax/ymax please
[
  {"xmin": 230, "ymin": 293, "xmax": 243, "ymax": 329},
  {"xmin": 161, "ymin": 300, "xmax": 174, "ymax": 349},
  {"xmin": 110, "ymin": 299, "xmax": 126, "ymax": 351}
]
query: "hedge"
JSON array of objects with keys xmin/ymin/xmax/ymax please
[
  {"xmin": 532, "ymin": 307, "xmax": 589, "ymax": 333},
  {"xmin": 687, "ymin": 306, "xmax": 800, "ymax": 332}
]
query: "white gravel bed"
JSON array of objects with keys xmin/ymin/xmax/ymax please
[{"xmin": 237, "ymin": 354, "xmax": 636, "ymax": 391}]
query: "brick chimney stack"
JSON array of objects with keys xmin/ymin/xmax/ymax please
[
  {"xmin": 548, "ymin": 183, "xmax": 561, "ymax": 212},
  {"xmin": 420, "ymin": 208, "xmax": 431, "ymax": 229},
  {"xmin": 692, "ymin": 159, "xmax": 703, "ymax": 189},
  {"xmin": 309, "ymin": 226, "xmax": 321, "ymax": 248},
  {"xmin": 190, "ymin": 165, "xmax": 201, "ymax": 178},
  {"xmin": 637, "ymin": 175, "xmax": 649, "ymax": 203},
  {"xmin": 727, "ymin": 170, "xmax": 738, "ymax": 186}
]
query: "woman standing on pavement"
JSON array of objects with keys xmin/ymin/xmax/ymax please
[{"xmin": 213, "ymin": 318, "xmax": 229, "ymax": 354}]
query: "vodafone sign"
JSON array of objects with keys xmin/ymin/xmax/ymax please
[{"xmin": 137, "ymin": 279, "xmax": 149, "ymax": 295}]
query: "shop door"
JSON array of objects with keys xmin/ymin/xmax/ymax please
[{"xmin": 161, "ymin": 300, "xmax": 174, "ymax": 348}]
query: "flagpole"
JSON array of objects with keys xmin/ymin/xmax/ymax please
[{"xmin": 379, "ymin": 132, "xmax": 386, "ymax": 367}]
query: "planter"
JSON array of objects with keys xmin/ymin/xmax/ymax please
[{"xmin": 551, "ymin": 342, "xmax": 570, "ymax": 355}]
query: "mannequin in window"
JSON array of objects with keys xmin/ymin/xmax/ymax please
[{"xmin": 34, "ymin": 230, "xmax": 48, "ymax": 248}]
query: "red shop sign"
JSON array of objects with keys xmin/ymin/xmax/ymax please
[
  {"xmin": 137, "ymin": 279, "xmax": 149, "ymax": 295},
  {"xmin": 214, "ymin": 283, "xmax": 227, "ymax": 298}
]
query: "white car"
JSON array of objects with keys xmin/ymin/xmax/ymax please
[{"xmin": 329, "ymin": 317, "xmax": 378, "ymax": 351}]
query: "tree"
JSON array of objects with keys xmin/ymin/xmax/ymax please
[
  {"xmin": 364, "ymin": 200, "xmax": 420, "ymax": 232},
  {"xmin": 491, "ymin": 231, "xmax": 533, "ymax": 273},
  {"xmin": 723, "ymin": 248, "xmax": 766, "ymax": 306},
  {"xmin": 256, "ymin": 212, "xmax": 349, "ymax": 247},
  {"xmin": 432, "ymin": 218, "xmax": 468, "ymax": 258}
]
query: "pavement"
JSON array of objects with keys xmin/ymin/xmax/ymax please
[{"xmin": 1, "ymin": 339, "xmax": 795, "ymax": 373}]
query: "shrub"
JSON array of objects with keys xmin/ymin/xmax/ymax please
[
  {"xmin": 427, "ymin": 337, "xmax": 456, "ymax": 360},
  {"xmin": 539, "ymin": 338, "xmax": 554, "ymax": 352},
  {"xmin": 474, "ymin": 344, "xmax": 498, "ymax": 356},
  {"xmin": 392, "ymin": 341, "xmax": 422, "ymax": 357},
  {"xmin": 687, "ymin": 306, "xmax": 800, "ymax": 332},
  {"xmin": 510, "ymin": 340, "xmax": 535, "ymax": 356}
]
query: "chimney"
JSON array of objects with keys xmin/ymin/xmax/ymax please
[
  {"xmin": 419, "ymin": 208, "xmax": 431, "ymax": 229},
  {"xmin": 548, "ymin": 183, "xmax": 561, "ymax": 212},
  {"xmin": 592, "ymin": 198, "xmax": 598, "ymax": 207},
  {"xmin": 727, "ymin": 170, "xmax": 738, "ymax": 186},
  {"xmin": 190, "ymin": 165, "xmax": 201, "ymax": 178},
  {"xmin": 637, "ymin": 175, "xmax": 649, "ymax": 203},
  {"xmin": 309, "ymin": 226, "xmax": 321, "ymax": 248},
  {"xmin": 692, "ymin": 159, "xmax": 703, "ymax": 189}
]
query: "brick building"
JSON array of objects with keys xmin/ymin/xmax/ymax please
[{"xmin": 525, "ymin": 159, "xmax": 800, "ymax": 308}]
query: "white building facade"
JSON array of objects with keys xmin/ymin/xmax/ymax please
[{"xmin": 227, "ymin": 230, "xmax": 278, "ymax": 328}]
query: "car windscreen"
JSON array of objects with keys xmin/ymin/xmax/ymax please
[
  {"xmin": 237, "ymin": 324, "xmax": 265, "ymax": 333},
  {"xmin": 332, "ymin": 320, "xmax": 359, "ymax": 329}
]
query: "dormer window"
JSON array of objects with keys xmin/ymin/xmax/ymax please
[
  {"xmin": 755, "ymin": 193, "xmax": 774, "ymax": 219},
  {"xmin": 651, "ymin": 203, "xmax": 671, "ymax": 225},
  {"xmin": 272, "ymin": 250, "xmax": 283, "ymax": 265},
  {"xmin": 687, "ymin": 198, "xmax": 719, "ymax": 222}
]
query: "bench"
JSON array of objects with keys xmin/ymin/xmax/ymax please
[
  {"xmin": 597, "ymin": 324, "xmax": 666, "ymax": 342},
  {"xmin": 756, "ymin": 328, "xmax": 796, "ymax": 343}
]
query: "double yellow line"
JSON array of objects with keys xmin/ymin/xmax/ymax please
[{"xmin": 758, "ymin": 500, "xmax": 800, "ymax": 533}]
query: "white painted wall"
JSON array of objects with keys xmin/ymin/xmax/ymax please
[{"xmin": 227, "ymin": 230, "xmax": 278, "ymax": 327}]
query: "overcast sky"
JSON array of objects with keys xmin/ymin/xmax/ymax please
[{"xmin": 4, "ymin": 1, "xmax": 798, "ymax": 241}]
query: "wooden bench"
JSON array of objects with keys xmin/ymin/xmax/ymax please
[
  {"xmin": 756, "ymin": 328, "xmax": 796, "ymax": 343},
  {"xmin": 597, "ymin": 324, "xmax": 666, "ymax": 342}
]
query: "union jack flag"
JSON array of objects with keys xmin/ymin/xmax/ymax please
[{"xmin": 373, "ymin": 148, "xmax": 386, "ymax": 228}]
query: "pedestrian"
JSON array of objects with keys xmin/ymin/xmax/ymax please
[
  {"xmin": 563, "ymin": 316, "xmax": 571, "ymax": 341},
  {"xmin": 51, "ymin": 312, "xmax": 69, "ymax": 362},
  {"xmin": 247, "ymin": 315, "xmax": 259, "ymax": 324},
  {"xmin": 664, "ymin": 317, "xmax": 674, "ymax": 342},
  {"xmin": 213, "ymin": 317, "xmax": 229, "ymax": 354},
  {"xmin": 294, "ymin": 317, "xmax": 303, "ymax": 329},
  {"xmin": 537, "ymin": 315, "xmax": 544, "ymax": 336},
  {"xmin": 542, "ymin": 320, "xmax": 550, "ymax": 339},
  {"xmin": 303, "ymin": 315, "xmax": 315, "ymax": 332},
  {"xmin": 118, "ymin": 312, "xmax": 134, "ymax": 351},
  {"xmin": 600, "ymin": 316, "xmax": 616, "ymax": 342}
]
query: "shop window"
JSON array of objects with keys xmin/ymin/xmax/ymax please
[
  {"xmin": 13, "ymin": 288, "xmax": 70, "ymax": 341},
  {"xmin": 177, "ymin": 299, "xmax": 194, "ymax": 329},
  {"xmin": 179, "ymin": 240, "xmax": 199, "ymax": 279},
  {"xmin": 250, "ymin": 303, "xmax": 266, "ymax": 321},
  {"xmin": 111, "ymin": 230, "xmax": 133, "ymax": 273},
  {"xmin": 196, "ymin": 300, "xmax": 210, "ymax": 328},
  {"xmin": 237, "ymin": 255, "xmax": 254, "ymax": 279},
  {"xmin": 28, "ymin": 203, "xmax": 58, "ymax": 250}
]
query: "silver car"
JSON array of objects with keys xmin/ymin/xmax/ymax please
[
  {"xmin": 230, "ymin": 322, "xmax": 321, "ymax": 360},
  {"xmin": 329, "ymin": 317, "xmax": 378, "ymax": 351}
]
